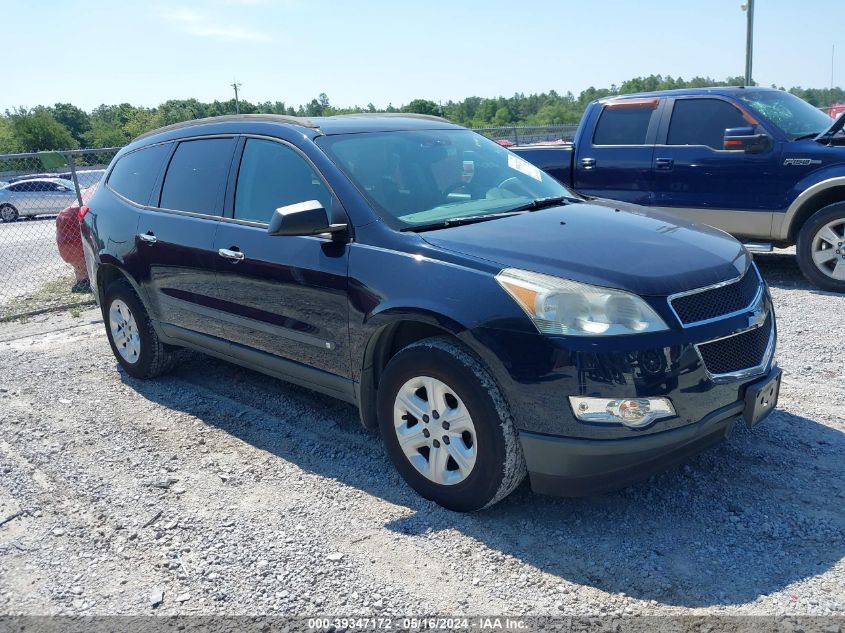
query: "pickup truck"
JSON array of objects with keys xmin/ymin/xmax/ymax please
[{"xmin": 512, "ymin": 87, "xmax": 845, "ymax": 292}]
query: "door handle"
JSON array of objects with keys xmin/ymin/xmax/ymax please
[
  {"xmin": 580, "ymin": 157, "xmax": 596, "ymax": 170},
  {"xmin": 655, "ymin": 158, "xmax": 674, "ymax": 170},
  {"xmin": 138, "ymin": 232, "xmax": 157, "ymax": 244},
  {"xmin": 218, "ymin": 248, "xmax": 245, "ymax": 262}
]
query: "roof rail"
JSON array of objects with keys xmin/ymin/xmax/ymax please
[
  {"xmin": 337, "ymin": 112, "xmax": 452, "ymax": 124},
  {"xmin": 133, "ymin": 114, "xmax": 319, "ymax": 142}
]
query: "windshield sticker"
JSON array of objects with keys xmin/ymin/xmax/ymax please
[
  {"xmin": 507, "ymin": 154, "xmax": 542, "ymax": 181},
  {"xmin": 462, "ymin": 160, "xmax": 475, "ymax": 183}
]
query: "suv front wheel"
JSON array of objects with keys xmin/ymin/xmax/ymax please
[
  {"xmin": 377, "ymin": 336, "xmax": 526, "ymax": 512},
  {"xmin": 797, "ymin": 202, "xmax": 845, "ymax": 292}
]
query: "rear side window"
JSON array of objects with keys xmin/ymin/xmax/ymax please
[
  {"xmin": 159, "ymin": 138, "xmax": 236, "ymax": 214},
  {"xmin": 667, "ymin": 99, "xmax": 747, "ymax": 149},
  {"xmin": 593, "ymin": 105, "xmax": 654, "ymax": 145},
  {"xmin": 107, "ymin": 144, "xmax": 171, "ymax": 205},
  {"xmin": 234, "ymin": 139, "xmax": 332, "ymax": 224}
]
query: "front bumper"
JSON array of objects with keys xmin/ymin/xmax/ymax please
[{"xmin": 520, "ymin": 364, "xmax": 780, "ymax": 497}]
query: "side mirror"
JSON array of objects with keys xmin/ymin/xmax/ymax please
[
  {"xmin": 724, "ymin": 127, "xmax": 771, "ymax": 154},
  {"xmin": 267, "ymin": 200, "xmax": 347, "ymax": 237}
]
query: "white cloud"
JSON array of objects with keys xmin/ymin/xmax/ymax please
[{"xmin": 157, "ymin": 7, "xmax": 272, "ymax": 42}]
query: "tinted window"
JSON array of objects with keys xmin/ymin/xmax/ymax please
[
  {"xmin": 234, "ymin": 139, "xmax": 331, "ymax": 223},
  {"xmin": 108, "ymin": 144, "xmax": 171, "ymax": 205},
  {"xmin": 14, "ymin": 181, "xmax": 48, "ymax": 192},
  {"xmin": 160, "ymin": 138, "xmax": 235, "ymax": 214},
  {"xmin": 593, "ymin": 107, "xmax": 654, "ymax": 145},
  {"xmin": 667, "ymin": 99, "xmax": 747, "ymax": 149}
]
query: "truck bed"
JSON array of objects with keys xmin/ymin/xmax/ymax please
[{"xmin": 511, "ymin": 144, "xmax": 574, "ymax": 186}]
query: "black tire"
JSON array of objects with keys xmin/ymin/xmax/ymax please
[
  {"xmin": 796, "ymin": 202, "xmax": 845, "ymax": 292},
  {"xmin": 103, "ymin": 279, "xmax": 177, "ymax": 379},
  {"xmin": 0, "ymin": 204, "xmax": 19, "ymax": 222},
  {"xmin": 377, "ymin": 336, "xmax": 526, "ymax": 512}
]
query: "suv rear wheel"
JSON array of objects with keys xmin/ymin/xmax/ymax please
[
  {"xmin": 103, "ymin": 279, "xmax": 177, "ymax": 378},
  {"xmin": 377, "ymin": 336, "xmax": 526, "ymax": 511},
  {"xmin": 797, "ymin": 202, "xmax": 845, "ymax": 292}
]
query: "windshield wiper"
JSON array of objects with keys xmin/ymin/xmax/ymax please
[
  {"xmin": 400, "ymin": 196, "xmax": 579, "ymax": 232},
  {"xmin": 793, "ymin": 131, "xmax": 823, "ymax": 141},
  {"xmin": 503, "ymin": 195, "xmax": 579, "ymax": 213},
  {"xmin": 400, "ymin": 211, "xmax": 526, "ymax": 232}
]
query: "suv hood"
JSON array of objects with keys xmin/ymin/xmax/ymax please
[{"xmin": 420, "ymin": 201, "xmax": 749, "ymax": 296}]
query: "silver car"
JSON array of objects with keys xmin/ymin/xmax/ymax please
[{"xmin": 0, "ymin": 178, "xmax": 78, "ymax": 222}]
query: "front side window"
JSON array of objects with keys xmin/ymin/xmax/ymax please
[
  {"xmin": 667, "ymin": 99, "xmax": 748, "ymax": 149},
  {"xmin": 234, "ymin": 139, "xmax": 332, "ymax": 224},
  {"xmin": 159, "ymin": 138, "xmax": 235, "ymax": 214},
  {"xmin": 317, "ymin": 129, "xmax": 571, "ymax": 229},
  {"xmin": 18, "ymin": 181, "xmax": 47, "ymax": 192},
  {"xmin": 593, "ymin": 105, "xmax": 655, "ymax": 145},
  {"xmin": 737, "ymin": 90, "xmax": 835, "ymax": 139}
]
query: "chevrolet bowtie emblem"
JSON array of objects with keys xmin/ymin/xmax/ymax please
[{"xmin": 748, "ymin": 305, "xmax": 768, "ymax": 329}]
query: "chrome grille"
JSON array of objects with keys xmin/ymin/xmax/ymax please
[
  {"xmin": 697, "ymin": 314, "xmax": 773, "ymax": 377},
  {"xmin": 671, "ymin": 267, "xmax": 761, "ymax": 326}
]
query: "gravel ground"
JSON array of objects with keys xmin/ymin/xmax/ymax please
[{"xmin": 0, "ymin": 251, "xmax": 843, "ymax": 618}]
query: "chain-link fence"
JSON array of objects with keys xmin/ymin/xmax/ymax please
[
  {"xmin": 472, "ymin": 124, "xmax": 578, "ymax": 146},
  {"xmin": 0, "ymin": 148, "xmax": 119, "ymax": 321}
]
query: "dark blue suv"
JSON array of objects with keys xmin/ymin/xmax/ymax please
[{"xmin": 80, "ymin": 114, "xmax": 780, "ymax": 511}]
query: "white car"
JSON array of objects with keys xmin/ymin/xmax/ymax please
[{"xmin": 0, "ymin": 178, "xmax": 78, "ymax": 222}]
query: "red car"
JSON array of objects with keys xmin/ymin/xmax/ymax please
[{"xmin": 56, "ymin": 182, "xmax": 98, "ymax": 292}]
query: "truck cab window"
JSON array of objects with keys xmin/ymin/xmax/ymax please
[
  {"xmin": 593, "ymin": 107, "xmax": 653, "ymax": 145},
  {"xmin": 667, "ymin": 99, "xmax": 747, "ymax": 150}
]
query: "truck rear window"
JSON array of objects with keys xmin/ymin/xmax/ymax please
[{"xmin": 593, "ymin": 107, "xmax": 652, "ymax": 146}]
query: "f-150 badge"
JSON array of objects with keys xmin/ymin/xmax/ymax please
[{"xmin": 784, "ymin": 158, "xmax": 823, "ymax": 166}]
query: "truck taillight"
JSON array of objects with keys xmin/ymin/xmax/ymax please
[{"xmin": 77, "ymin": 206, "xmax": 90, "ymax": 223}]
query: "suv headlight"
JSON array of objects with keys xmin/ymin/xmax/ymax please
[{"xmin": 496, "ymin": 268, "xmax": 668, "ymax": 336}]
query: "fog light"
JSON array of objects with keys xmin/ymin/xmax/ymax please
[{"xmin": 569, "ymin": 397, "xmax": 675, "ymax": 428}]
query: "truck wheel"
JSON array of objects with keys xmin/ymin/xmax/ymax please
[
  {"xmin": 796, "ymin": 202, "xmax": 845, "ymax": 292},
  {"xmin": 0, "ymin": 205, "xmax": 18, "ymax": 222},
  {"xmin": 103, "ymin": 279, "xmax": 177, "ymax": 379},
  {"xmin": 377, "ymin": 336, "xmax": 526, "ymax": 512}
]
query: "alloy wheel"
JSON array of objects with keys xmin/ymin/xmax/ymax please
[{"xmin": 811, "ymin": 219, "xmax": 845, "ymax": 281}]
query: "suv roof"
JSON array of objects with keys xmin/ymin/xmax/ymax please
[
  {"xmin": 134, "ymin": 112, "xmax": 459, "ymax": 143},
  {"xmin": 598, "ymin": 86, "xmax": 781, "ymax": 104}
]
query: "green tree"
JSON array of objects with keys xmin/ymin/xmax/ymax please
[
  {"xmin": 8, "ymin": 108, "xmax": 77, "ymax": 151},
  {"xmin": 49, "ymin": 103, "xmax": 91, "ymax": 145},
  {"xmin": 401, "ymin": 99, "xmax": 440, "ymax": 116},
  {"xmin": 0, "ymin": 116, "xmax": 22, "ymax": 153}
]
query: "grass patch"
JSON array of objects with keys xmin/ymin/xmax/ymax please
[{"xmin": 0, "ymin": 276, "xmax": 94, "ymax": 322}]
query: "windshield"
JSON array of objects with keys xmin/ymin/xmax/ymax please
[
  {"xmin": 737, "ymin": 90, "xmax": 833, "ymax": 139},
  {"xmin": 317, "ymin": 129, "xmax": 572, "ymax": 228}
]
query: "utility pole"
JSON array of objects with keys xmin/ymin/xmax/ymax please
[
  {"xmin": 231, "ymin": 81, "xmax": 242, "ymax": 114},
  {"xmin": 832, "ymin": 44, "xmax": 836, "ymax": 92},
  {"xmin": 742, "ymin": 0, "xmax": 754, "ymax": 86}
]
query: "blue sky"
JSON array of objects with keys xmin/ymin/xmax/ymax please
[{"xmin": 2, "ymin": 0, "xmax": 842, "ymax": 112}]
